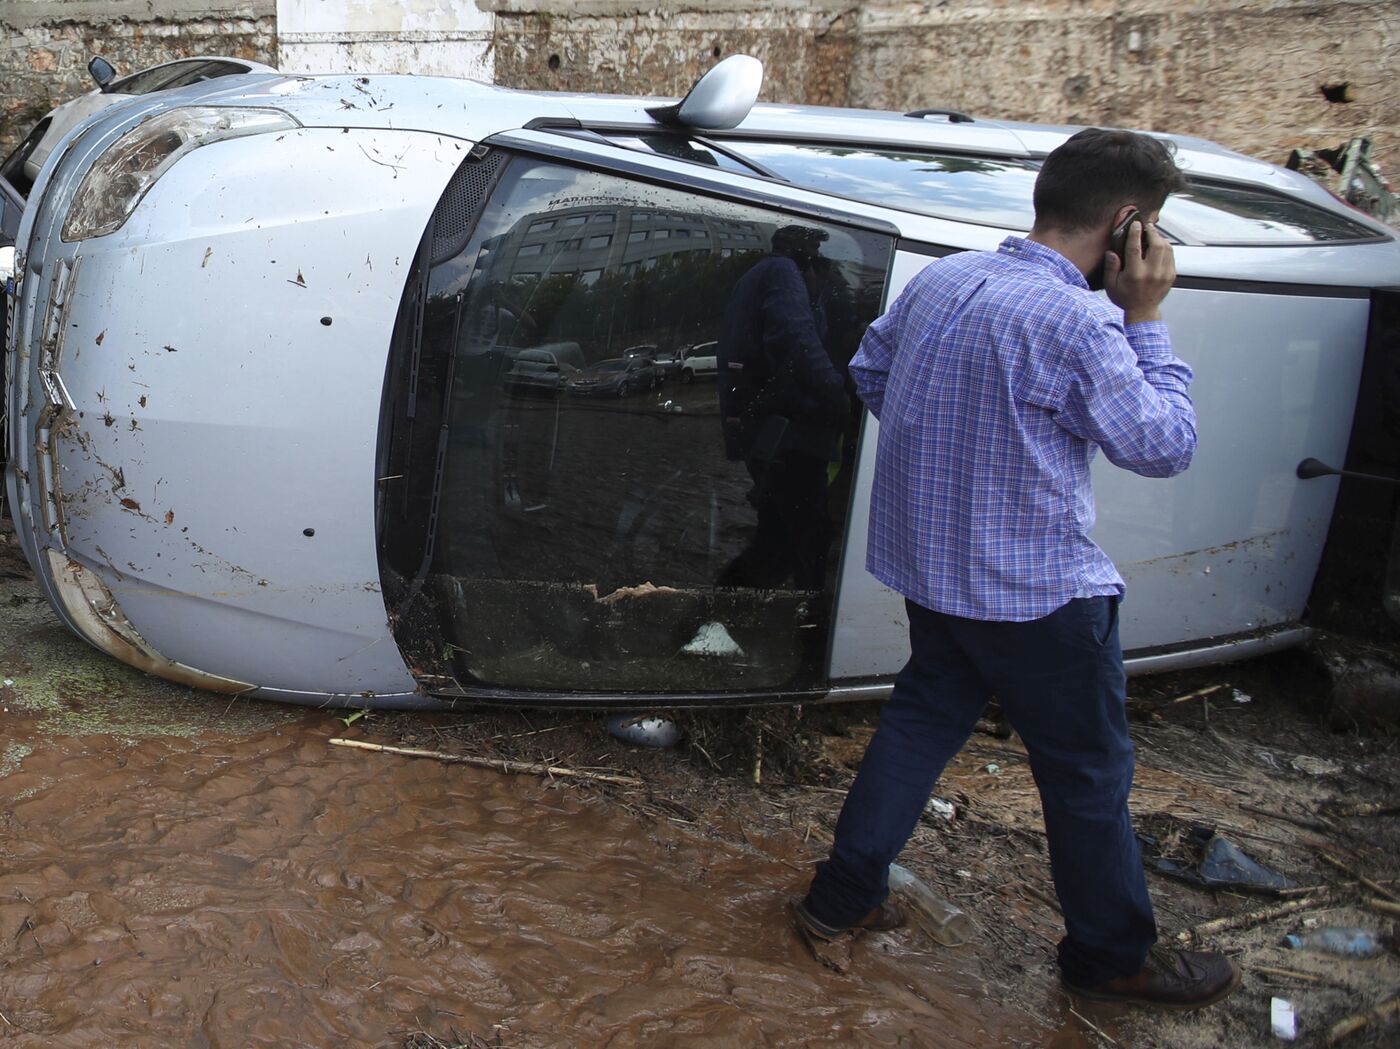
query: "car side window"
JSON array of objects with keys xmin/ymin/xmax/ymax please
[{"xmin": 379, "ymin": 154, "xmax": 894, "ymax": 695}]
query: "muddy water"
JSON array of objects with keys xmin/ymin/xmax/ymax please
[
  {"xmin": 0, "ymin": 558, "xmax": 1049, "ymax": 1047},
  {"xmin": 0, "ymin": 710, "xmax": 1051, "ymax": 1048}
]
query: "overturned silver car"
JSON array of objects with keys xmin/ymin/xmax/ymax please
[{"xmin": 4, "ymin": 58, "xmax": 1399, "ymax": 707}]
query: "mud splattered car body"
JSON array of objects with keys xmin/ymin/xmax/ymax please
[{"xmin": 4, "ymin": 61, "xmax": 1399, "ymax": 707}]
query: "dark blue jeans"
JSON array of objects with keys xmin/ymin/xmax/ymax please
[{"xmin": 804, "ymin": 596, "xmax": 1157, "ymax": 986}]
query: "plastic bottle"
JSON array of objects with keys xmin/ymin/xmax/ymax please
[
  {"xmin": 887, "ymin": 862, "xmax": 974, "ymax": 947},
  {"xmin": 1282, "ymin": 927, "xmax": 1385, "ymax": 958}
]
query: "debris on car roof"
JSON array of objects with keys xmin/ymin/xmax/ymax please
[{"xmin": 1287, "ymin": 136, "xmax": 1398, "ymax": 225}]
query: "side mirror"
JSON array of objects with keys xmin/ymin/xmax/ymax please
[
  {"xmin": 647, "ymin": 55, "xmax": 763, "ymax": 131},
  {"xmin": 88, "ymin": 56, "xmax": 117, "ymax": 91}
]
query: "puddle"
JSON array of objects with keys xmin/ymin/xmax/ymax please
[
  {"xmin": 0, "ymin": 712, "xmax": 1038, "ymax": 1046},
  {"xmin": 0, "ymin": 550, "xmax": 1044, "ymax": 1045}
]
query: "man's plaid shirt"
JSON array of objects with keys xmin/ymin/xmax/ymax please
[{"xmin": 851, "ymin": 237, "xmax": 1196, "ymax": 622}]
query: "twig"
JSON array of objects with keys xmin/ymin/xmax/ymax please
[
  {"xmin": 1250, "ymin": 964, "xmax": 1342, "ymax": 987},
  {"xmin": 1177, "ymin": 895, "xmax": 1329, "ymax": 943},
  {"xmin": 1363, "ymin": 897, "xmax": 1400, "ymax": 918},
  {"xmin": 1068, "ymin": 1006, "xmax": 1120, "ymax": 1047},
  {"xmin": 1326, "ymin": 993, "xmax": 1400, "ymax": 1045},
  {"xmin": 1318, "ymin": 852, "xmax": 1400, "ymax": 902},
  {"xmin": 1326, "ymin": 801, "xmax": 1400, "ymax": 818},
  {"xmin": 1241, "ymin": 803, "xmax": 1336, "ymax": 835},
  {"xmin": 1021, "ymin": 881, "xmax": 1063, "ymax": 916},
  {"xmin": 752, "ymin": 724, "xmax": 763, "ymax": 786},
  {"xmin": 0, "ymin": 1009, "xmax": 11, "ymax": 1027},
  {"xmin": 328, "ymin": 738, "xmax": 643, "ymax": 787},
  {"xmin": 1170, "ymin": 683, "xmax": 1229, "ymax": 704}
]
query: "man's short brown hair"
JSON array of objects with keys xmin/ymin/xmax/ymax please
[{"xmin": 1033, "ymin": 128, "xmax": 1187, "ymax": 233}]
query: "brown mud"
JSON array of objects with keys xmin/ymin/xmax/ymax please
[
  {"xmin": 4, "ymin": 514, "xmax": 1400, "ymax": 1047},
  {"xmin": 0, "ymin": 708, "xmax": 1045, "ymax": 1048}
]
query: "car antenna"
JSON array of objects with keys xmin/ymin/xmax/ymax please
[{"xmin": 647, "ymin": 54, "xmax": 763, "ymax": 131}]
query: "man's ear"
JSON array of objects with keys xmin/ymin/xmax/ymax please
[{"xmin": 1109, "ymin": 204, "xmax": 1138, "ymax": 232}]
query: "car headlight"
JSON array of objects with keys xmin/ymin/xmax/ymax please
[{"xmin": 61, "ymin": 106, "xmax": 301, "ymax": 242}]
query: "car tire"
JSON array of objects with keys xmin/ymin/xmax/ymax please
[
  {"xmin": 681, "ymin": 370, "xmax": 694, "ymax": 384},
  {"xmin": 618, "ymin": 381, "xmax": 631, "ymax": 397}
]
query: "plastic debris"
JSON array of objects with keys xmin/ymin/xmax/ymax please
[
  {"xmin": 924, "ymin": 797, "xmax": 956, "ymax": 822},
  {"xmin": 606, "ymin": 714, "xmax": 682, "ymax": 749},
  {"xmin": 681, "ymin": 621, "xmax": 744, "ymax": 657},
  {"xmin": 1271, "ymin": 997, "xmax": 1297, "ymax": 1041},
  {"xmin": 1232, "ymin": 689, "xmax": 1253, "ymax": 704},
  {"xmin": 1290, "ymin": 754, "xmax": 1343, "ymax": 777},
  {"xmin": 984, "ymin": 763, "xmax": 1001, "ymax": 776},
  {"xmin": 888, "ymin": 862, "xmax": 973, "ymax": 946},
  {"xmin": 2, "ymin": 678, "xmax": 12, "ymax": 687},
  {"xmin": 1283, "ymin": 927, "xmax": 1386, "ymax": 958},
  {"xmin": 1139, "ymin": 824, "xmax": 1297, "ymax": 892}
]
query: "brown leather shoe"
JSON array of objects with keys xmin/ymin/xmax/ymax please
[
  {"xmin": 791, "ymin": 897, "xmax": 906, "ymax": 941},
  {"xmin": 1064, "ymin": 946, "xmax": 1241, "ymax": 1010}
]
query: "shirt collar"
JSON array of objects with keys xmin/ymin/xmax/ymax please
[{"xmin": 997, "ymin": 236, "xmax": 1089, "ymax": 290}]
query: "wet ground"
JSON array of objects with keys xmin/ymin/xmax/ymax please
[
  {"xmin": 0, "ymin": 544, "xmax": 1042, "ymax": 1047},
  {"xmin": 4, "ymin": 521, "xmax": 1400, "ymax": 1048}
]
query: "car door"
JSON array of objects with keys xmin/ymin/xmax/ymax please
[{"xmin": 375, "ymin": 141, "xmax": 898, "ymax": 701}]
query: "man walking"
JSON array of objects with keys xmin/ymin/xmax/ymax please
[{"xmin": 795, "ymin": 129, "xmax": 1240, "ymax": 1009}]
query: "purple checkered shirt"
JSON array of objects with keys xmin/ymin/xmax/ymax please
[{"xmin": 851, "ymin": 237, "xmax": 1196, "ymax": 622}]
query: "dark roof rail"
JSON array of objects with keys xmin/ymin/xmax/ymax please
[{"xmin": 905, "ymin": 108, "xmax": 975, "ymax": 124}]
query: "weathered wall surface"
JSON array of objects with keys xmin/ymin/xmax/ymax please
[
  {"xmin": 276, "ymin": 0, "xmax": 493, "ymax": 79},
  {"xmin": 487, "ymin": 0, "xmax": 1399, "ymax": 174},
  {"xmin": 0, "ymin": 1, "xmax": 276, "ymax": 149},
  {"xmin": 852, "ymin": 0, "xmax": 1399, "ymax": 174},
  {"xmin": 483, "ymin": 1, "xmax": 858, "ymax": 109}
]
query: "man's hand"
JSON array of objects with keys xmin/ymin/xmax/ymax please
[{"xmin": 1103, "ymin": 221, "xmax": 1175, "ymax": 325}]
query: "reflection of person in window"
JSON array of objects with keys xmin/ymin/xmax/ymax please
[
  {"xmin": 463, "ymin": 279, "xmax": 536, "ymax": 353},
  {"xmin": 717, "ymin": 225, "xmax": 848, "ymax": 589}
]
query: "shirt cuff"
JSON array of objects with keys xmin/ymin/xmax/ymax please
[{"xmin": 1125, "ymin": 319, "xmax": 1172, "ymax": 362}]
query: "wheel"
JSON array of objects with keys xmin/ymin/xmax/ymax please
[
  {"xmin": 618, "ymin": 381, "xmax": 631, "ymax": 397},
  {"xmin": 681, "ymin": 369, "xmax": 694, "ymax": 384}
]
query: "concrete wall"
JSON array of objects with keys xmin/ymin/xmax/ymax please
[
  {"xmin": 0, "ymin": 1, "xmax": 276, "ymax": 149},
  {"xmin": 486, "ymin": 0, "xmax": 1399, "ymax": 174},
  {"xmin": 276, "ymin": 0, "xmax": 493, "ymax": 79},
  {"xmin": 1, "ymin": 0, "xmax": 1394, "ymax": 176}
]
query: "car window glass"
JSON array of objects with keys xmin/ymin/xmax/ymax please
[
  {"xmin": 381, "ymin": 156, "xmax": 894, "ymax": 695},
  {"xmin": 605, "ymin": 134, "xmax": 757, "ymax": 175},
  {"xmin": 110, "ymin": 59, "xmax": 247, "ymax": 95},
  {"xmin": 1159, "ymin": 180, "xmax": 1380, "ymax": 244},
  {"xmin": 720, "ymin": 140, "xmax": 1041, "ymax": 229}
]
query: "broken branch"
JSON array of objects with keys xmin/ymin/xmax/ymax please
[
  {"xmin": 1317, "ymin": 852, "xmax": 1400, "ymax": 902},
  {"xmin": 1177, "ymin": 895, "xmax": 1329, "ymax": 943},
  {"xmin": 328, "ymin": 738, "xmax": 643, "ymax": 787},
  {"xmin": 1326, "ymin": 993, "xmax": 1400, "ymax": 1045},
  {"xmin": 1326, "ymin": 800, "xmax": 1400, "ymax": 818},
  {"xmin": 1170, "ymin": 683, "xmax": 1229, "ymax": 704},
  {"xmin": 1363, "ymin": 897, "xmax": 1400, "ymax": 918}
]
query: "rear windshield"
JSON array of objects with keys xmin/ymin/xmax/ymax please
[
  {"xmin": 1158, "ymin": 180, "xmax": 1380, "ymax": 244},
  {"xmin": 712, "ymin": 139, "xmax": 1383, "ymax": 245}
]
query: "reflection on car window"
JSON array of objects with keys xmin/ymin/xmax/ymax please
[
  {"xmin": 111, "ymin": 59, "xmax": 248, "ymax": 95},
  {"xmin": 1160, "ymin": 180, "xmax": 1379, "ymax": 244},
  {"xmin": 719, "ymin": 140, "xmax": 1041, "ymax": 229},
  {"xmin": 379, "ymin": 156, "xmax": 894, "ymax": 695},
  {"xmin": 606, "ymin": 134, "xmax": 757, "ymax": 175}
]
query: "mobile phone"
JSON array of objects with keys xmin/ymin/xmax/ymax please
[{"xmin": 1111, "ymin": 208, "xmax": 1147, "ymax": 260}]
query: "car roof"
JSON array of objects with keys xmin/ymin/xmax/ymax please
[{"xmin": 187, "ymin": 73, "xmax": 1282, "ymax": 189}]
